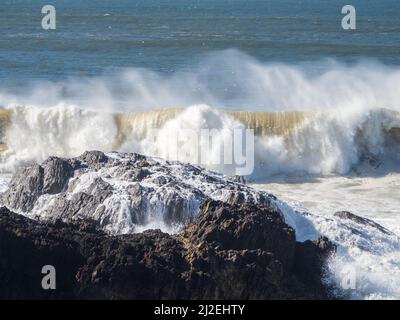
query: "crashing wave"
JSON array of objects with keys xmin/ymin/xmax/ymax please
[{"xmin": 0, "ymin": 104, "xmax": 399, "ymax": 177}]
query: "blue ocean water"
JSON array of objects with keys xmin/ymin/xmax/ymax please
[{"xmin": 0, "ymin": 0, "xmax": 399, "ymax": 89}]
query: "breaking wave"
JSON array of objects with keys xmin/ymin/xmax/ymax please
[
  {"xmin": 0, "ymin": 104, "xmax": 399, "ymax": 177},
  {"xmin": 0, "ymin": 51, "xmax": 400, "ymax": 177}
]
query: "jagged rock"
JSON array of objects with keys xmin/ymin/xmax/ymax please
[
  {"xmin": 0, "ymin": 207, "xmax": 187, "ymax": 299},
  {"xmin": 42, "ymin": 157, "xmax": 74, "ymax": 194},
  {"xmin": 0, "ymin": 207, "xmax": 84, "ymax": 299},
  {"xmin": 0, "ymin": 157, "xmax": 74, "ymax": 212},
  {"xmin": 77, "ymin": 229, "xmax": 188, "ymax": 299},
  {"xmin": 293, "ymin": 236, "xmax": 336, "ymax": 295},
  {"xmin": 1, "ymin": 164, "xmax": 44, "ymax": 212},
  {"xmin": 334, "ymin": 211, "xmax": 392, "ymax": 235},
  {"xmin": 182, "ymin": 200, "xmax": 295, "ymax": 268},
  {"xmin": 0, "ymin": 151, "xmax": 336, "ymax": 299},
  {"xmin": 0, "ymin": 202, "xmax": 335, "ymax": 300},
  {"xmin": 0, "ymin": 151, "xmax": 280, "ymax": 234},
  {"xmin": 182, "ymin": 247, "xmax": 286, "ymax": 299},
  {"xmin": 77, "ymin": 150, "xmax": 109, "ymax": 170}
]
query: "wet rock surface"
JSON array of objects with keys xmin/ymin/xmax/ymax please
[
  {"xmin": 0, "ymin": 151, "xmax": 280, "ymax": 234},
  {"xmin": 0, "ymin": 201, "xmax": 335, "ymax": 299},
  {"xmin": 334, "ymin": 211, "xmax": 392, "ymax": 235},
  {"xmin": 0, "ymin": 151, "xmax": 337, "ymax": 299}
]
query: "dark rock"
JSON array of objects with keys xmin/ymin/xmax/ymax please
[
  {"xmin": 0, "ymin": 207, "xmax": 187, "ymax": 299},
  {"xmin": 42, "ymin": 157, "xmax": 74, "ymax": 194},
  {"xmin": 0, "ymin": 207, "xmax": 84, "ymax": 299},
  {"xmin": 1, "ymin": 164, "xmax": 44, "ymax": 212},
  {"xmin": 0, "ymin": 202, "xmax": 335, "ymax": 299},
  {"xmin": 182, "ymin": 248, "xmax": 286, "ymax": 299},
  {"xmin": 0, "ymin": 151, "xmax": 337, "ymax": 299},
  {"xmin": 183, "ymin": 200, "xmax": 295, "ymax": 269},
  {"xmin": 293, "ymin": 236, "xmax": 336, "ymax": 298},
  {"xmin": 334, "ymin": 211, "xmax": 392, "ymax": 235},
  {"xmin": 76, "ymin": 229, "xmax": 188, "ymax": 299},
  {"xmin": 77, "ymin": 151, "xmax": 109, "ymax": 170},
  {"xmin": 1, "ymin": 157, "xmax": 74, "ymax": 212}
]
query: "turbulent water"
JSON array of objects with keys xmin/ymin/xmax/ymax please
[
  {"xmin": 0, "ymin": 99, "xmax": 399, "ymax": 176},
  {"xmin": 2, "ymin": 52, "xmax": 400, "ymax": 174}
]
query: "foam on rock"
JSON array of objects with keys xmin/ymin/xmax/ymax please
[{"xmin": 1, "ymin": 151, "xmax": 311, "ymax": 236}]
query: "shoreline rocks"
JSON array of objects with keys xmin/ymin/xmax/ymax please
[
  {"xmin": 334, "ymin": 211, "xmax": 392, "ymax": 235},
  {"xmin": 0, "ymin": 151, "xmax": 287, "ymax": 235},
  {"xmin": 0, "ymin": 151, "xmax": 337, "ymax": 299},
  {"xmin": 0, "ymin": 200, "xmax": 335, "ymax": 299}
]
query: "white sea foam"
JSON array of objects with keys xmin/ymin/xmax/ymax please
[
  {"xmin": 255, "ymin": 173, "xmax": 400, "ymax": 300},
  {"xmin": 0, "ymin": 104, "xmax": 117, "ymax": 171},
  {"xmin": 0, "ymin": 103, "xmax": 398, "ymax": 178}
]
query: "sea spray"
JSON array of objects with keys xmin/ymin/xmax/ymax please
[
  {"xmin": 0, "ymin": 104, "xmax": 399, "ymax": 177},
  {"xmin": 3, "ymin": 51, "xmax": 400, "ymax": 112}
]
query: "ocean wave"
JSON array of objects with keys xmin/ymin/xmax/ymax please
[
  {"xmin": 0, "ymin": 104, "xmax": 399, "ymax": 177},
  {"xmin": 1, "ymin": 53, "xmax": 400, "ymax": 176},
  {"xmin": 3, "ymin": 50, "xmax": 400, "ymax": 111}
]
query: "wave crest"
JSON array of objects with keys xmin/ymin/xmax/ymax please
[{"xmin": 0, "ymin": 104, "xmax": 399, "ymax": 177}]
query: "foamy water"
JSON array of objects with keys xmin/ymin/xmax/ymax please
[
  {"xmin": 255, "ymin": 173, "xmax": 400, "ymax": 232},
  {"xmin": 253, "ymin": 171, "xmax": 400, "ymax": 300}
]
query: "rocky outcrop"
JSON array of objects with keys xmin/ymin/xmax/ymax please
[
  {"xmin": 0, "ymin": 151, "xmax": 282, "ymax": 235},
  {"xmin": 293, "ymin": 236, "xmax": 336, "ymax": 296},
  {"xmin": 182, "ymin": 200, "xmax": 295, "ymax": 268},
  {"xmin": 2, "ymin": 157, "xmax": 74, "ymax": 213},
  {"xmin": 334, "ymin": 211, "xmax": 392, "ymax": 235},
  {"xmin": 181, "ymin": 200, "xmax": 335, "ymax": 299},
  {"xmin": 0, "ymin": 201, "xmax": 335, "ymax": 300},
  {"xmin": 0, "ymin": 151, "xmax": 337, "ymax": 299},
  {"xmin": 0, "ymin": 151, "xmax": 267, "ymax": 234},
  {"xmin": 2, "ymin": 164, "xmax": 44, "ymax": 212}
]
